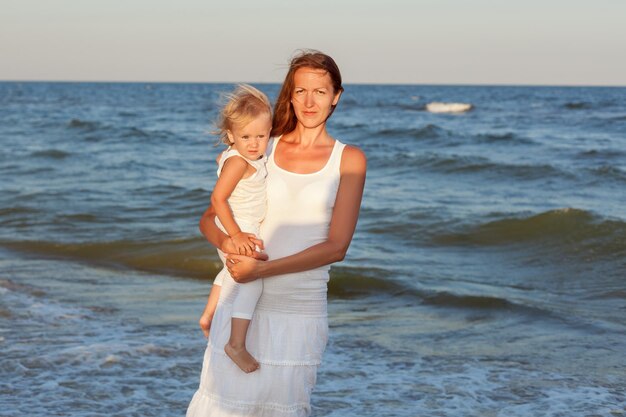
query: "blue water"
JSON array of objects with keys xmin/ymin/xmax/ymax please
[{"xmin": 1, "ymin": 82, "xmax": 625, "ymax": 416}]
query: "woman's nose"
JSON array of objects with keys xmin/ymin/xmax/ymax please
[{"xmin": 304, "ymin": 92, "xmax": 314, "ymax": 107}]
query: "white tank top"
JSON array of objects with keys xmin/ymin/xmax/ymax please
[{"xmin": 260, "ymin": 136, "xmax": 345, "ymax": 272}]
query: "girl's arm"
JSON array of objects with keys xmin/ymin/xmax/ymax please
[
  {"xmin": 211, "ymin": 156, "xmax": 257, "ymax": 256},
  {"xmin": 226, "ymin": 145, "xmax": 366, "ymax": 282}
]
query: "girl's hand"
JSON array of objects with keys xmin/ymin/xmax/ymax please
[
  {"xmin": 226, "ymin": 254, "xmax": 265, "ymax": 283},
  {"xmin": 231, "ymin": 232, "xmax": 257, "ymax": 256},
  {"xmin": 199, "ymin": 312, "xmax": 213, "ymax": 339},
  {"xmin": 221, "ymin": 237, "xmax": 268, "ymax": 260}
]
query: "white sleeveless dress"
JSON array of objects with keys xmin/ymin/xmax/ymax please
[{"xmin": 186, "ymin": 137, "xmax": 346, "ymax": 417}]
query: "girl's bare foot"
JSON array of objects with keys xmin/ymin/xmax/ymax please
[{"xmin": 224, "ymin": 343, "xmax": 259, "ymax": 373}]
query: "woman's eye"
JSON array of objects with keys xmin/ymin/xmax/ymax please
[{"xmin": 295, "ymin": 89, "xmax": 304, "ymax": 95}]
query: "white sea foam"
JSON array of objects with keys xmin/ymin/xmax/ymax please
[
  {"xmin": 426, "ymin": 102, "xmax": 473, "ymax": 113},
  {"xmin": 1, "ymin": 279, "xmax": 200, "ymax": 415},
  {"xmin": 103, "ymin": 354, "xmax": 121, "ymax": 365},
  {"xmin": 316, "ymin": 347, "xmax": 626, "ymax": 417}
]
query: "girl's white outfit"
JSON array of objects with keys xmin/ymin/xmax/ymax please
[
  {"xmin": 214, "ymin": 147, "xmax": 267, "ymax": 320},
  {"xmin": 186, "ymin": 137, "xmax": 346, "ymax": 417}
]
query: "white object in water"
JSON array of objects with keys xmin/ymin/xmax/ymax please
[{"xmin": 426, "ymin": 102, "xmax": 473, "ymax": 113}]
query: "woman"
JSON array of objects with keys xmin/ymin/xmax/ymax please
[{"xmin": 187, "ymin": 50, "xmax": 366, "ymax": 417}]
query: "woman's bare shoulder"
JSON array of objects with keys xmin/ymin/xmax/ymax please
[{"xmin": 340, "ymin": 144, "xmax": 367, "ymax": 173}]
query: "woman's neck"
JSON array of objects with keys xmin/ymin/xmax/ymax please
[{"xmin": 287, "ymin": 123, "xmax": 332, "ymax": 148}]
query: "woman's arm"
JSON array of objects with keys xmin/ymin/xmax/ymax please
[
  {"xmin": 199, "ymin": 203, "xmax": 232, "ymax": 251},
  {"xmin": 226, "ymin": 145, "xmax": 366, "ymax": 282}
]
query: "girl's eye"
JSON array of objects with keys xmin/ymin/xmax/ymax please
[{"xmin": 241, "ymin": 136, "xmax": 249, "ymax": 140}]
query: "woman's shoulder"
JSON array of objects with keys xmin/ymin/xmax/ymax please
[{"xmin": 339, "ymin": 144, "xmax": 367, "ymax": 174}]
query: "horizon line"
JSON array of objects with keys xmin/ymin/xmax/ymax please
[{"xmin": 1, "ymin": 79, "xmax": 625, "ymax": 88}]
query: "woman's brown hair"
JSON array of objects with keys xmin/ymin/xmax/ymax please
[{"xmin": 271, "ymin": 50, "xmax": 343, "ymax": 137}]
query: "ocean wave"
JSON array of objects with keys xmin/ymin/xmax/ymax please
[
  {"xmin": 0, "ymin": 278, "xmax": 46, "ymax": 297},
  {"xmin": 30, "ymin": 149, "xmax": 71, "ymax": 159},
  {"xmin": 333, "ymin": 121, "xmax": 368, "ymax": 130},
  {"xmin": 358, "ymin": 206, "xmax": 427, "ymax": 245},
  {"xmin": 0, "ymin": 238, "xmax": 408, "ymax": 299},
  {"xmin": 421, "ymin": 291, "xmax": 516, "ymax": 311},
  {"xmin": 371, "ymin": 125, "xmax": 534, "ymax": 147},
  {"xmin": 0, "ymin": 206, "xmax": 41, "ymax": 218},
  {"xmin": 121, "ymin": 126, "xmax": 150, "ymax": 138},
  {"xmin": 13, "ymin": 166, "xmax": 55, "ymax": 175},
  {"xmin": 0, "ymin": 240, "xmax": 556, "ymax": 315},
  {"xmin": 473, "ymin": 132, "xmax": 536, "ymax": 145},
  {"xmin": 0, "ymin": 237, "xmax": 222, "ymax": 280},
  {"xmin": 120, "ymin": 127, "xmax": 178, "ymax": 140},
  {"xmin": 338, "ymin": 97, "xmax": 425, "ymax": 112},
  {"xmin": 432, "ymin": 208, "xmax": 626, "ymax": 256},
  {"xmin": 395, "ymin": 103, "xmax": 427, "ymax": 112},
  {"xmin": 577, "ymin": 148, "xmax": 625, "ymax": 159},
  {"xmin": 328, "ymin": 266, "xmax": 406, "ymax": 297},
  {"xmin": 0, "ymin": 163, "xmax": 20, "ymax": 173},
  {"xmin": 588, "ymin": 165, "xmax": 626, "ymax": 183},
  {"xmin": 54, "ymin": 213, "xmax": 100, "ymax": 223},
  {"xmin": 67, "ymin": 118, "xmax": 179, "ymax": 142},
  {"xmin": 369, "ymin": 152, "xmax": 565, "ymax": 180},
  {"xmin": 328, "ymin": 267, "xmax": 557, "ymax": 316},
  {"xmin": 1, "ymin": 238, "xmax": 513, "ymax": 310},
  {"xmin": 585, "ymin": 289, "xmax": 626, "ymax": 300},
  {"xmin": 359, "ymin": 204, "xmax": 610, "ymax": 253},
  {"xmin": 376, "ymin": 152, "xmax": 571, "ymax": 180},
  {"xmin": 67, "ymin": 118, "xmax": 103, "ymax": 131},
  {"xmin": 564, "ymin": 102, "xmax": 592, "ymax": 110},
  {"xmin": 377, "ymin": 124, "xmax": 450, "ymax": 139}
]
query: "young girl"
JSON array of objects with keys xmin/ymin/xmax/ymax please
[{"xmin": 198, "ymin": 84, "xmax": 271, "ymax": 374}]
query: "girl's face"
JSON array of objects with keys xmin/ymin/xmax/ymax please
[
  {"xmin": 227, "ymin": 113, "xmax": 272, "ymax": 160},
  {"xmin": 291, "ymin": 67, "xmax": 341, "ymax": 129}
]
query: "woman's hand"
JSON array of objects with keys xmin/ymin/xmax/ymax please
[{"xmin": 226, "ymin": 254, "xmax": 265, "ymax": 283}]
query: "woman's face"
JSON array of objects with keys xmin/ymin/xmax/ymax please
[{"xmin": 291, "ymin": 67, "xmax": 341, "ymax": 129}]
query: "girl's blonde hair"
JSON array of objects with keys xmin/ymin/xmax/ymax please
[{"xmin": 215, "ymin": 84, "xmax": 272, "ymax": 145}]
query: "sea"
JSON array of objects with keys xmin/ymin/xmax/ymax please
[{"xmin": 0, "ymin": 81, "xmax": 624, "ymax": 417}]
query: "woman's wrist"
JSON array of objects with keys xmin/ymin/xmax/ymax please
[{"xmin": 257, "ymin": 259, "xmax": 271, "ymax": 279}]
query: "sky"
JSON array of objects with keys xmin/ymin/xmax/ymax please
[{"xmin": 1, "ymin": 0, "xmax": 625, "ymax": 85}]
